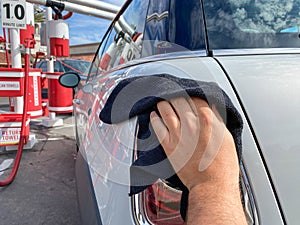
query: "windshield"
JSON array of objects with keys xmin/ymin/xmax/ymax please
[
  {"xmin": 60, "ymin": 60, "xmax": 92, "ymax": 74},
  {"xmin": 203, "ymin": 0, "xmax": 300, "ymax": 49}
]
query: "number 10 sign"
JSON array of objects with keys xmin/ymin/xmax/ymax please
[{"xmin": 1, "ymin": 0, "xmax": 26, "ymax": 29}]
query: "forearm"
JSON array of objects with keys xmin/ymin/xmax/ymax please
[{"xmin": 186, "ymin": 183, "xmax": 247, "ymax": 225}]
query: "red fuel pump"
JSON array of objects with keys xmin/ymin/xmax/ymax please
[
  {"xmin": 48, "ymin": 19, "xmax": 70, "ymax": 57},
  {"xmin": 0, "ymin": 39, "xmax": 34, "ymax": 186}
]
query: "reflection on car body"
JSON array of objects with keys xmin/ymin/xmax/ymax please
[{"xmin": 60, "ymin": 0, "xmax": 300, "ymax": 224}]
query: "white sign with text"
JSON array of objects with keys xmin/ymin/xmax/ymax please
[{"xmin": 1, "ymin": 0, "xmax": 26, "ymax": 29}]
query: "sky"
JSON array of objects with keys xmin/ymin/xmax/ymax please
[
  {"xmin": 65, "ymin": 0, "xmax": 126, "ymax": 45},
  {"xmin": 0, "ymin": 0, "xmax": 126, "ymax": 46}
]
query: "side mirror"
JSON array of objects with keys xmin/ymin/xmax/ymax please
[{"xmin": 59, "ymin": 72, "xmax": 81, "ymax": 88}]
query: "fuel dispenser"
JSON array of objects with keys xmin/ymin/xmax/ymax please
[
  {"xmin": 46, "ymin": 72, "xmax": 73, "ymax": 114},
  {"xmin": 45, "ymin": 19, "xmax": 73, "ymax": 115},
  {"xmin": 0, "ymin": 38, "xmax": 35, "ymax": 186},
  {"xmin": 48, "ymin": 19, "xmax": 70, "ymax": 57}
]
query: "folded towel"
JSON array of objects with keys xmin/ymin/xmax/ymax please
[{"xmin": 100, "ymin": 74, "xmax": 243, "ymax": 220}]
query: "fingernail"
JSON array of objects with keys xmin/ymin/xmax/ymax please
[{"xmin": 150, "ymin": 111, "xmax": 157, "ymax": 118}]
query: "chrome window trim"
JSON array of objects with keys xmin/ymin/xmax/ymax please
[
  {"xmin": 240, "ymin": 160, "xmax": 260, "ymax": 225},
  {"xmin": 140, "ymin": 50, "xmax": 207, "ymax": 60},
  {"xmin": 213, "ymin": 48, "xmax": 300, "ymax": 56},
  {"xmin": 122, "ymin": 50, "xmax": 207, "ymax": 68}
]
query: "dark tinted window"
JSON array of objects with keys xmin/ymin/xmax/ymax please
[
  {"xmin": 36, "ymin": 61, "xmax": 47, "ymax": 71},
  {"xmin": 203, "ymin": 0, "xmax": 300, "ymax": 49},
  {"xmin": 60, "ymin": 60, "xmax": 91, "ymax": 74},
  {"xmin": 36, "ymin": 61, "xmax": 61, "ymax": 72},
  {"xmin": 36, "ymin": 60, "xmax": 91, "ymax": 74},
  {"xmin": 169, "ymin": 0, "xmax": 205, "ymax": 50},
  {"xmin": 142, "ymin": 0, "xmax": 205, "ymax": 57},
  {"xmin": 54, "ymin": 61, "xmax": 63, "ymax": 72}
]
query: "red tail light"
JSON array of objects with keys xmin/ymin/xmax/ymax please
[{"xmin": 142, "ymin": 180, "xmax": 184, "ymax": 225}]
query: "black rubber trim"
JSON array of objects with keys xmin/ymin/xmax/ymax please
[
  {"xmin": 200, "ymin": 0, "xmax": 212, "ymax": 56},
  {"xmin": 213, "ymin": 57, "xmax": 287, "ymax": 224},
  {"xmin": 46, "ymin": 0, "xmax": 65, "ymax": 11}
]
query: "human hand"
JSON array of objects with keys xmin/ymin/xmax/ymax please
[{"xmin": 150, "ymin": 97, "xmax": 240, "ymax": 191}]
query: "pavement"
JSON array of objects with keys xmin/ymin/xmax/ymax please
[{"xmin": 0, "ymin": 98, "xmax": 81, "ymax": 225}]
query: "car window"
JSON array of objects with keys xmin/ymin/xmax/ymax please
[
  {"xmin": 203, "ymin": 0, "xmax": 300, "ymax": 49},
  {"xmin": 89, "ymin": 0, "xmax": 150, "ymax": 80},
  {"xmin": 60, "ymin": 60, "xmax": 91, "ymax": 74},
  {"xmin": 36, "ymin": 61, "xmax": 47, "ymax": 71},
  {"xmin": 54, "ymin": 61, "xmax": 63, "ymax": 72},
  {"xmin": 142, "ymin": 0, "xmax": 206, "ymax": 57},
  {"xmin": 37, "ymin": 60, "xmax": 64, "ymax": 73}
]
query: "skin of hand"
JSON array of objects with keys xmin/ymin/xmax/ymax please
[{"xmin": 150, "ymin": 97, "xmax": 247, "ymax": 225}]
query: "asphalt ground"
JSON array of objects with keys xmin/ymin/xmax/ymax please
[{"xmin": 0, "ymin": 98, "xmax": 80, "ymax": 225}]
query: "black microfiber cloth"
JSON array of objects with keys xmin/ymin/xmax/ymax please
[{"xmin": 99, "ymin": 74, "xmax": 243, "ymax": 220}]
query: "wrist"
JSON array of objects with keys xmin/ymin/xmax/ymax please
[
  {"xmin": 186, "ymin": 182, "xmax": 246, "ymax": 225},
  {"xmin": 189, "ymin": 180, "xmax": 241, "ymax": 199},
  {"xmin": 188, "ymin": 173, "xmax": 240, "ymax": 191}
]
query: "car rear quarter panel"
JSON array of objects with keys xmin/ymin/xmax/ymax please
[
  {"xmin": 76, "ymin": 56, "xmax": 284, "ymax": 224},
  {"xmin": 217, "ymin": 54, "xmax": 300, "ymax": 224}
]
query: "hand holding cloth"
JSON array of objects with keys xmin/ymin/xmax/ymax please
[{"xmin": 100, "ymin": 74, "xmax": 243, "ymax": 220}]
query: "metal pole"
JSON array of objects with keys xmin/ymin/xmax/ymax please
[
  {"xmin": 61, "ymin": 0, "xmax": 134, "ymax": 36},
  {"xmin": 26, "ymin": 0, "xmax": 137, "ymax": 37},
  {"xmin": 10, "ymin": 2, "xmax": 35, "ymax": 113},
  {"xmin": 9, "ymin": 28, "xmax": 23, "ymax": 113},
  {"xmin": 9, "ymin": 29, "xmax": 22, "ymax": 69},
  {"xmin": 46, "ymin": 8, "xmax": 54, "ymax": 73},
  {"xmin": 60, "ymin": 1, "xmax": 116, "ymax": 20},
  {"xmin": 2, "ymin": 28, "xmax": 11, "ymax": 68},
  {"xmin": 26, "ymin": 0, "xmax": 116, "ymax": 21},
  {"xmin": 66, "ymin": 0, "xmax": 120, "ymax": 14}
]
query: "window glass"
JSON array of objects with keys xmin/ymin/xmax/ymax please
[
  {"xmin": 36, "ymin": 61, "xmax": 47, "ymax": 72},
  {"xmin": 61, "ymin": 60, "xmax": 91, "ymax": 74},
  {"xmin": 169, "ymin": 0, "xmax": 205, "ymax": 51},
  {"xmin": 89, "ymin": 0, "xmax": 149, "ymax": 80},
  {"xmin": 203, "ymin": 0, "xmax": 300, "ymax": 49},
  {"xmin": 142, "ymin": 0, "xmax": 205, "ymax": 57},
  {"xmin": 54, "ymin": 61, "xmax": 63, "ymax": 72}
]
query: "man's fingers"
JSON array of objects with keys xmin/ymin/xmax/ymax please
[
  {"xmin": 170, "ymin": 97, "xmax": 196, "ymax": 124},
  {"xmin": 191, "ymin": 97, "xmax": 210, "ymax": 110},
  {"xmin": 157, "ymin": 101, "xmax": 180, "ymax": 133},
  {"xmin": 150, "ymin": 111, "xmax": 170, "ymax": 149}
]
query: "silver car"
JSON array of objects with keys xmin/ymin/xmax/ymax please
[{"xmin": 60, "ymin": 0, "xmax": 300, "ymax": 224}]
